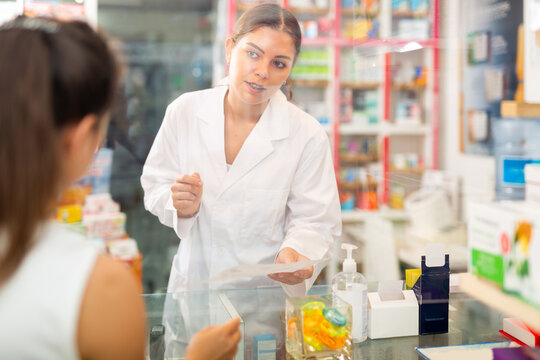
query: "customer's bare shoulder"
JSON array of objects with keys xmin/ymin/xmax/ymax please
[{"xmin": 77, "ymin": 255, "xmax": 147, "ymax": 360}]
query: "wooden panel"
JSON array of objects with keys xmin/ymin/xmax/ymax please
[{"xmin": 501, "ymin": 101, "xmax": 540, "ymax": 118}]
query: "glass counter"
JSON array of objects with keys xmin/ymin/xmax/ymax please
[{"xmin": 143, "ymin": 285, "xmax": 508, "ymax": 360}]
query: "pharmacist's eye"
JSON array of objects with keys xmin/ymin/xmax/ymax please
[
  {"xmin": 247, "ymin": 51, "xmax": 258, "ymax": 59},
  {"xmin": 273, "ymin": 60, "xmax": 286, "ymax": 69}
]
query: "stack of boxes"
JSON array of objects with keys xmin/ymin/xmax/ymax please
[{"xmin": 55, "ymin": 149, "xmax": 143, "ymax": 288}]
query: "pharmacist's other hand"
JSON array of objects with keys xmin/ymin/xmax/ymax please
[
  {"xmin": 184, "ymin": 317, "xmax": 241, "ymax": 360},
  {"xmin": 268, "ymin": 247, "xmax": 313, "ymax": 285},
  {"xmin": 171, "ymin": 172, "xmax": 203, "ymax": 218}
]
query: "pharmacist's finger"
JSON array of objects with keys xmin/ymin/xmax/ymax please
[
  {"xmin": 173, "ymin": 191, "xmax": 197, "ymax": 201},
  {"xmin": 174, "ymin": 200, "xmax": 197, "ymax": 209},
  {"xmin": 176, "ymin": 174, "xmax": 203, "ymax": 188},
  {"xmin": 292, "ymin": 266, "xmax": 313, "ymax": 279},
  {"xmin": 171, "ymin": 182, "xmax": 202, "ymax": 196},
  {"xmin": 268, "ymin": 272, "xmax": 306, "ymax": 285}
]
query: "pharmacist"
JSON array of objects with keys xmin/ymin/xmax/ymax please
[{"xmin": 141, "ymin": 3, "xmax": 340, "ymax": 297}]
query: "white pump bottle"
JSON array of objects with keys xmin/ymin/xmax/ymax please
[{"xmin": 331, "ymin": 243, "xmax": 368, "ymax": 343}]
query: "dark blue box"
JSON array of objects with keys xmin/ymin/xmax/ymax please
[{"xmin": 412, "ymin": 254, "xmax": 450, "ymax": 335}]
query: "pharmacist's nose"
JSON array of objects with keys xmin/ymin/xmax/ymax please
[{"xmin": 255, "ymin": 62, "xmax": 268, "ymax": 80}]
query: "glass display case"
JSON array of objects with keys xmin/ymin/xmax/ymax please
[
  {"xmin": 143, "ymin": 285, "xmax": 508, "ymax": 360},
  {"xmin": 97, "ymin": 0, "xmax": 218, "ymax": 293}
]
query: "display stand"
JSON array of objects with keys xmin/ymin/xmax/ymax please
[{"xmin": 460, "ymin": 273, "xmax": 540, "ymax": 334}]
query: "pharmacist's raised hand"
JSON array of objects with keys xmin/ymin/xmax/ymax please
[
  {"xmin": 184, "ymin": 317, "xmax": 241, "ymax": 360},
  {"xmin": 171, "ymin": 172, "xmax": 203, "ymax": 218},
  {"xmin": 268, "ymin": 247, "xmax": 313, "ymax": 285}
]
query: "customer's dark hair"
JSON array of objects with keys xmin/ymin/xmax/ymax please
[
  {"xmin": 231, "ymin": 3, "xmax": 302, "ymax": 100},
  {"xmin": 0, "ymin": 16, "xmax": 119, "ymax": 286}
]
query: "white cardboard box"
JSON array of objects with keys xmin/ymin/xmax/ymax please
[
  {"xmin": 524, "ymin": 0, "xmax": 540, "ymax": 103},
  {"xmin": 367, "ymin": 290, "xmax": 419, "ymax": 339}
]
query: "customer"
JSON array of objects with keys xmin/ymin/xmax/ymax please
[
  {"xmin": 141, "ymin": 3, "xmax": 341, "ymax": 297},
  {"xmin": 0, "ymin": 16, "xmax": 240, "ymax": 360}
]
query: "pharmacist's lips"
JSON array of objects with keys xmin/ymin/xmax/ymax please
[{"xmin": 246, "ymin": 81, "xmax": 266, "ymax": 90}]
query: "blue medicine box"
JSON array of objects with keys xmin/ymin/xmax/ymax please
[{"xmin": 253, "ymin": 334, "xmax": 276, "ymax": 360}]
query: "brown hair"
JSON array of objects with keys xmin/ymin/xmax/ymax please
[
  {"xmin": 231, "ymin": 3, "xmax": 302, "ymax": 100},
  {"xmin": 0, "ymin": 16, "xmax": 119, "ymax": 286}
]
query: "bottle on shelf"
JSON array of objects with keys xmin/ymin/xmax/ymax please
[
  {"xmin": 356, "ymin": 168, "xmax": 378, "ymax": 210},
  {"xmin": 493, "ymin": 117, "xmax": 540, "ymax": 201}
]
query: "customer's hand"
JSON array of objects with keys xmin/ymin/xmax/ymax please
[
  {"xmin": 171, "ymin": 172, "xmax": 203, "ymax": 218},
  {"xmin": 184, "ymin": 317, "xmax": 241, "ymax": 360},
  {"xmin": 268, "ymin": 247, "xmax": 313, "ymax": 285}
]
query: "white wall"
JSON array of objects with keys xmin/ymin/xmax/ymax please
[{"xmin": 441, "ymin": 0, "xmax": 495, "ymax": 218}]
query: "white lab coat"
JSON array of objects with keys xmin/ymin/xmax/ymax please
[{"xmin": 141, "ymin": 81, "xmax": 341, "ymax": 297}]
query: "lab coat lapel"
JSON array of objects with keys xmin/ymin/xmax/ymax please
[
  {"xmin": 219, "ymin": 90, "xmax": 290, "ymax": 195},
  {"xmin": 195, "ymin": 85, "xmax": 228, "ymax": 183}
]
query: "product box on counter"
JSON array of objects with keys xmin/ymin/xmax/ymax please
[
  {"xmin": 467, "ymin": 201, "xmax": 540, "ymax": 308},
  {"xmin": 83, "ymin": 212, "xmax": 126, "ymax": 240},
  {"xmin": 367, "ymin": 289, "xmax": 419, "ymax": 339}
]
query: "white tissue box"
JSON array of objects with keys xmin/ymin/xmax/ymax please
[{"xmin": 367, "ymin": 290, "xmax": 419, "ymax": 339}]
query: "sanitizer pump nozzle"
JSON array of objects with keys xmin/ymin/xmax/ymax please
[{"xmin": 342, "ymin": 243, "xmax": 357, "ymax": 273}]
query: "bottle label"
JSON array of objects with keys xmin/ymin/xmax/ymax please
[{"xmin": 334, "ymin": 283, "xmax": 367, "ymax": 342}]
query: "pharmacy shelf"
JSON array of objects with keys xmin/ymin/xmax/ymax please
[
  {"xmin": 289, "ymin": 6, "xmax": 329, "ymax": 16},
  {"xmin": 335, "ymin": 38, "xmax": 438, "ymax": 48},
  {"xmin": 341, "ymin": 81, "xmax": 380, "ymax": 89},
  {"xmin": 340, "ymin": 180, "xmax": 378, "ymax": 191},
  {"xmin": 301, "ymin": 37, "xmax": 335, "ymax": 46},
  {"xmin": 385, "ymin": 124, "xmax": 429, "ymax": 135},
  {"xmin": 391, "ymin": 10, "xmax": 430, "ymax": 18},
  {"xmin": 228, "ymin": 0, "xmax": 440, "ymax": 215},
  {"xmin": 460, "ymin": 273, "xmax": 540, "ymax": 333},
  {"xmin": 341, "ymin": 209, "xmax": 409, "ymax": 222},
  {"xmin": 341, "ymin": 8, "xmax": 379, "ymax": 17},
  {"xmin": 339, "ymin": 124, "xmax": 428, "ymax": 136},
  {"xmin": 236, "ymin": 3, "xmax": 329, "ymax": 16},
  {"xmin": 389, "ymin": 167, "xmax": 425, "ymax": 174},
  {"xmin": 340, "ymin": 153, "xmax": 378, "ymax": 163},
  {"xmin": 292, "ymin": 79, "xmax": 329, "ymax": 87},
  {"xmin": 340, "ymin": 124, "xmax": 381, "ymax": 135},
  {"xmin": 392, "ymin": 83, "xmax": 426, "ymax": 91},
  {"xmin": 302, "ymin": 37, "xmax": 438, "ymax": 48},
  {"xmin": 235, "ymin": 2, "xmax": 252, "ymax": 11}
]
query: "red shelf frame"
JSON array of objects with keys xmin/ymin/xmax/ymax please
[
  {"xmin": 332, "ymin": 0, "xmax": 342, "ymax": 173},
  {"xmin": 226, "ymin": 0, "xmax": 440, "ymax": 207},
  {"xmin": 432, "ymin": 0, "xmax": 440, "ymax": 170}
]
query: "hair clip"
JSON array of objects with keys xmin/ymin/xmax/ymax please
[{"xmin": 0, "ymin": 17, "xmax": 59, "ymax": 34}]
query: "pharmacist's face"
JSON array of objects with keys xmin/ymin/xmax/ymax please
[{"xmin": 226, "ymin": 26, "xmax": 296, "ymax": 105}]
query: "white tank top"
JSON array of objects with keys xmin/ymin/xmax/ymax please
[{"xmin": 0, "ymin": 221, "xmax": 99, "ymax": 360}]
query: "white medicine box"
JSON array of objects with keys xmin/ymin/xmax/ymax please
[{"xmin": 367, "ymin": 290, "xmax": 419, "ymax": 339}]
